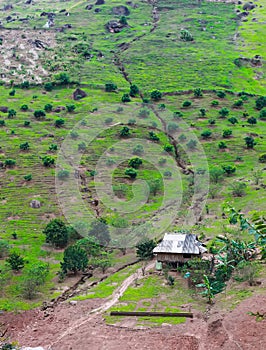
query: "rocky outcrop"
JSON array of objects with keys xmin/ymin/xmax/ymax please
[
  {"xmin": 112, "ymin": 6, "xmax": 130, "ymax": 16},
  {"xmin": 73, "ymin": 88, "xmax": 87, "ymax": 100}
]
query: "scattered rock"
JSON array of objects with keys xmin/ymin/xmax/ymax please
[
  {"xmin": 73, "ymin": 88, "xmax": 87, "ymax": 100},
  {"xmin": 95, "ymin": 0, "xmax": 105, "ymax": 5},
  {"xmin": 106, "ymin": 20, "xmax": 126, "ymax": 33},
  {"xmin": 59, "ymin": 9, "xmax": 66, "ymax": 13},
  {"xmin": 69, "ymin": 300, "xmax": 78, "ymax": 306},
  {"xmin": 3, "ymin": 4, "xmax": 13, "ymax": 11},
  {"xmin": 126, "ymin": 1, "xmax": 139, "ymax": 9},
  {"xmin": 25, "ymin": 0, "xmax": 33, "ymax": 4},
  {"xmin": 86, "ymin": 5, "xmax": 93, "ymax": 10},
  {"xmin": 94, "ymin": 8, "xmax": 102, "ymax": 13},
  {"xmin": 30, "ymin": 200, "xmax": 41, "ymax": 208},
  {"xmin": 0, "ymin": 106, "xmax": 8, "ymax": 113},
  {"xmin": 112, "ymin": 5, "xmax": 130, "ymax": 16},
  {"xmin": 243, "ymin": 2, "xmax": 256, "ymax": 11}
]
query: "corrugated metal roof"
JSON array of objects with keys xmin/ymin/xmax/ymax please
[{"xmin": 153, "ymin": 233, "xmax": 207, "ymax": 255}]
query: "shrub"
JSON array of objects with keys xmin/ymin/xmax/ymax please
[
  {"xmin": 210, "ymin": 167, "xmax": 224, "ymax": 183},
  {"xmin": 230, "ymin": 182, "xmax": 247, "ymax": 197},
  {"xmin": 70, "ymin": 130, "xmax": 79, "ymax": 139},
  {"xmin": 105, "ymin": 83, "xmax": 117, "ymax": 92},
  {"xmin": 0, "ymin": 120, "xmax": 5, "ymax": 126},
  {"xmin": 173, "ymin": 111, "xmax": 183, "ymax": 118},
  {"xmin": 219, "ymin": 107, "xmax": 230, "ymax": 117},
  {"xmin": 44, "ymin": 82, "xmax": 53, "ymax": 91},
  {"xmin": 9, "ymin": 89, "xmax": 15, "ymax": 96},
  {"xmin": 34, "ymin": 109, "xmax": 46, "ymax": 119},
  {"xmin": 44, "ymin": 219, "xmax": 68, "ymax": 248},
  {"xmin": 222, "ymin": 129, "xmax": 232, "ymax": 138},
  {"xmin": 199, "ymin": 108, "xmax": 206, "ymax": 117},
  {"xmin": 233, "ymin": 99, "xmax": 243, "ymax": 108},
  {"xmin": 158, "ymin": 158, "xmax": 167, "ymax": 165},
  {"xmin": 105, "ymin": 117, "xmax": 113, "ymax": 124},
  {"xmin": 5, "ymin": 159, "xmax": 16, "ymax": 167},
  {"xmin": 182, "ymin": 100, "xmax": 192, "ymax": 108},
  {"xmin": 119, "ymin": 126, "xmax": 130, "ymax": 137},
  {"xmin": 217, "ymin": 91, "xmax": 226, "ymax": 98},
  {"xmin": 167, "ymin": 122, "xmax": 179, "ymax": 133},
  {"xmin": 208, "ymin": 118, "xmax": 216, "ymax": 125},
  {"xmin": 129, "ymin": 84, "xmax": 139, "ymax": 97},
  {"xmin": 42, "ymin": 156, "xmax": 55, "ymax": 167},
  {"xmin": 128, "ymin": 118, "xmax": 136, "ymax": 125},
  {"xmin": 44, "ymin": 103, "xmax": 53, "ymax": 112},
  {"xmin": 180, "ymin": 29, "xmax": 193, "ymax": 41},
  {"xmin": 20, "ymin": 142, "xmax": 30, "ymax": 150},
  {"xmin": 133, "ymin": 144, "xmax": 144, "ymax": 155},
  {"xmin": 218, "ymin": 141, "xmax": 227, "ymax": 149},
  {"xmin": 258, "ymin": 153, "xmax": 266, "ymax": 163},
  {"xmin": 186, "ymin": 139, "xmax": 197, "ymax": 150},
  {"xmin": 8, "ymin": 109, "xmax": 16, "ymax": 118},
  {"xmin": 178, "ymin": 134, "xmax": 187, "ymax": 142},
  {"xmin": 6, "ymin": 252, "xmax": 24, "ymax": 271},
  {"xmin": 247, "ymin": 117, "xmax": 257, "ymax": 125},
  {"xmin": 54, "ymin": 72, "xmax": 70, "ymax": 85},
  {"xmin": 24, "ymin": 174, "xmax": 32, "ymax": 181},
  {"xmin": 78, "ymin": 142, "xmax": 86, "ymax": 151},
  {"xmin": 194, "ymin": 88, "xmax": 203, "ymax": 97},
  {"xmin": 49, "ymin": 144, "xmax": 58, "ymax": 151},
  {"xmin": 255, "ymin": 96, "xmax": 266, "ymax": 110},
  {"xmin": 128, "ymin": 157, "xmax": 142, "ymax": 169},
  {"xmin": 259, "ymin": 109, "xmax": 266, "ymax": 120},
  {"xmin": 21, "ymin": 81, "xmax": 30, "ymax": 89},
  {"xmin": 211, "ymin": 100, "xmax": 219, "ymax": 106},
  {"xmin": 125, "ymin": 167, "xmax": 137, "ymax": 179},
  {"xmin": 21, "ymin": 104, "xmax": 28, "ymax": 111},
  {"xmin": 163, "ymin": 144, "xmax": 173, "ymax": 152},
  {"xmin": 57, "ymin": 169, "xmax": 70, "ymax": 180},
  {"xmin": 138, "ymin": 108, "xmax": 150, "ymax": 118},
  {"xmin": 66, "ymin": 104, "xmax": 76, "ymax": 112},
  {"xmin": 164, "ymin": 170, "xmax": 172, "ymax": 178},
  {"xmin": 244, "ymin": 136, "xmax": 256, "ymax": 149},
  {"xmin": 150, "ymin": 89, "xmax": 162, "ymax": 101},
  {"xmin": 148, "ymin": 131, "xmax": 160, "ymax": 141},
  {"xmin": 117, "ymin": 107, "xmax": 123, "ymax": 113},
  {"xmin": 55, "ymin": 118, "xmax": 65, "ymax": 127},
  {"xmin": 0, "ymin": 240, "xmax": 9, "ymax": 258},
  {"xmin": 121, "ymin": 93, "xmax": 131, "ymax": 103},
  {"xmin": 61, "ymin": 244, "xmax": 88, "ymax": 274},
  {"xmin": 228, "ymin": 117, "xmax": 238, "ymax": 125},
  {"xmin": 201, "ymin": 130, "xmax": 212, "ymax": 139},
  {"xmin": 222, "ymin": 164, "xmax": 236, "ymax": 175}
]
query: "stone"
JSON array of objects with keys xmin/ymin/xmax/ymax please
[
  {"xmin": 0, "ymin": 106, "xmax": 8, "ymax": 113},
  {"xmin": 73, "ymin": 88, "xmax": 87, "ymax": 100},
  {"xmin": 112, "ymin": 6, "xmax": 130, "ymax": 16},
  {"xmin": 30, "ymin": 200, "xmax": 41, "ymax": 208},
  {"xmin": 69, "ymin": 300, "xmax": 78, "ymax": 305},
  {"xmin": 95, "ymin": 0, "xmax": 105, "ymax": 5}
]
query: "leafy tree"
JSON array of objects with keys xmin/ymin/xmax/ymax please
[
  {"xmin": 259, "ymin": 153, "xmax": 266, "ymax": 163},
  {"xmin": 44, "ymin": 82, "xmax": 53, "ymax": 91},
  {"xmin": 219, "ymin": 107, "xmax": 229, "ymax": 117},
  {"xmin": 201, "ymin": 130, "xmax": 212, "ymax": 139},
  {"xmin": 163, "ymin": 144, "xmax": 173, "ymax": 153},
  {"xmin": 9, "ymin": 89, "xmax": 15, "ymax": 96},
  {"xmin": 8, "ymin": 109, "xmax": 16, "ymax": 118},
  {"xmin": 120, "ymin": 15, "xmax": 128, "ymax": 25},
  {"xmin": 210, "ymin": 167, "xmax": 224, "ymax": 183},
  {"xmin": 125, "ymin": 167, "xmax": 137, "ymax": 179},
  {"xmin": 259, "ymin": 109, "xmax": 266, "ymax": 120},
  {"xmin": 186, "ymin": 139, "xmax": 197, "ymax": 150},
  {"xmin": 133, "ymin": 144, "xmax": 144, "ymax": 155},
  {"xmin": 167, "ymin": 122, "xmax": 179, "ymax": 133},
  {"xmin": 21, "ymin": 262, "xmax": 49, "ymax": 299},
  {"xmin": 42, "ymin": 156, "xmax": 55, "ymax": 167},
  {"xmin": 230, "ymin": 182, "xmax": 247, "ymax": 197},
  {"xmin": 148, "ymin": 178, "xmax": 162, "ymax": 196},
  {"xmin": 136, "ymin": 238, "xmax": 156, "ymax": 260},
  {"xmin": 247, "ymin": 116, "xmax": 257, "ymax": 125},
  {"xmin": 228, "ymin": 117, "xmax": 238, "ymax": 125},
  {"xmin": 61, "ymin": 244, "xmax": 88, "ymax": 274},
  {"xmin": 34, "ymin": 109, "xmax": 46, "ymax": 119},
  {"xmin": 218, "ymin": 141, "xmax": 227, "ymax": 149},
  {"xmin": 0, "ymin": 120, "xmax": 5, "ymax": 126},
  {"xmin": 222, "ymin": 164, "xmax": 236, "ymax": 175},
  {"xmin": 255, "ymin": 96, "xmax": 266, "ymax": 110},
  {"xmin": 128, "ymin": 118, "xmax": 136, "ymax": 125},
  {"xmin": 128, "ymin": 157, "xmax": 142, "ymax": 169},
  {"xmin": 76, "ymin": 236, "xmax": 101, "ymax": 258},
  {"xmin": 105, "ymin": 83, "xmax": 117, "ymax": 92},
  {"xmin": 121, "ymin": 93, "xmax": 131, "ymax": 103},
  {"xmin": 55, "ymin": 118, "xmax": 65, "ymax": 127},
  {"xmin": 129, "ymin": 84, "xmax": 139, "ymax": 97},
  {"xmin": 173, "ymin": 111, "xmax": 183, "ymax": 119},
  {"xmin": 0, "ymin": 240, "xmax": 9, "ymax": 258},
  {"xmin": 208, "ymin": 118, "xmax": 216, "ymax": 125},
  {"xmin": 222, "ymin": 129, "xmax": 232, "ymax": 138},
  {"xmin": 43, "ymin": 219, "xmax": 69, "ymax": 248},
  {"xmin": 49, "ymin": 144, "xmax": 58, "ymax": 152},
  {"xmin": 44, "ymin": 103, "xmax": 53, "ymax": 112},
  {"xmin": 233, "ymin": 99, "xmax": 243, "ymax": 108},
  {"xmin": 19, "ymin": 142, "xmax": 30, "ymax": 151},
  {"xmin": 211, "ymin": 100, "xmax": 219, "ymax": 106},
  {"xmin": 92, "ymin": 252, "xmax": 112, "ymax": 273},
  {"xmin": 182, "ymin": 100, "xmax": 192, "ymax": 107},
  {"xmin": 5, "ymin": 159, "xmax": 16, "ymax": 168},
  {"xmin": 148, "ymin": 131, "xmax": 160, "ymax": 141},
  {"xmin": 244, "ymin": 136, "xmax": 256, "ymax": 149},
  {"xmin": 70, "ymin": 130, "xmax": 79, "ymax": 139},
  {"xmin": 199, "ymin": 108, "xmax": 206, "ymax": 117},
  {"xmin": 21, "ymin": 80, "xmax": 30, "ymax": 89},
  {"xmin": 217, "ymin": 91, "xmax": 226, "ymax": 98},
  {"xmin": 150, "ymin": 89, "xmax": 162, "ymax": 101},
  {"xmin": 66, "ymin": 104, "xmax": 76, "ymax": 112},
  {"xmin": 24, "ymin": 174, "xmax": 32, "ymax": 181},
  {"xmin": 194, "ymin": 88, "xmax": 203, "ymax": 97},
  {"xmin": 24, "ymin": 121, "xmax": 30, "ymax": 127},
  {"xmin": 180, "ymin": 29, "xmax": 193, "ymax": 41},
  {"xmin": 6, "ymin": 252, "xmax": 25, "ymax": 271},
  {"xmin": 88, "ymin": 219, "xmax": 111, "ymax": 246},
  {"xmin": 119, "ymin": 126, "xmax": 130, "ymax": 137},
  {"xmin": 21, "ymin": 104, "xmax": 28, "ymax": 111},
  {"xmin": 55, "ymin": 72, "xmax": 70, "ymax": 85}
]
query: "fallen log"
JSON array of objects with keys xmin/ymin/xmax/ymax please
[{"xmin": 110, "ymin": 311, "xmax": 193, "ymax": 318}]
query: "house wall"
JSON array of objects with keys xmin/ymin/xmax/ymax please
[{"xmin": 156, "ymin": 253, "xmax": 201, "ymax": 263}]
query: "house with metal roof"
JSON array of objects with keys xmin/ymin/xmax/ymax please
[{"xmin": 153, "ymin": 233, "xmax": 207, "ymax": 265}]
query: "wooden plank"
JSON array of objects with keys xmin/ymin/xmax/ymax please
[{"xmin": 110, "ymin": 311, "xmax": 193, "ymax": 318}]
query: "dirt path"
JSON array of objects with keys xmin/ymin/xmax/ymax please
[{"xmin": 47, "ymin": 261, "xmax": 154, "ymax": 349}]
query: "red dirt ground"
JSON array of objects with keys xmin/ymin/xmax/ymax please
[{"xmin": 1, "ymin": 294, "xmax": 265, "ymax": 350}]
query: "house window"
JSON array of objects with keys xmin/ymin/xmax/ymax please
[{"xmin": 183, "ymin": 253, "xmax": 191, "ymax": 258}]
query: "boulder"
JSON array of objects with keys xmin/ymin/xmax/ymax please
[
  {"xmin": 112, "ymin": 5, "xmax": 130, "ymax": 16},
  {"xmin": 30, "ymin": 200, "xmax": 41, "ymax": 208},
  {"xmin": 0, "ymin": 106, "xmax": 8, "ymax": 113},
  {"xmin": 3, "ymin": 4, "xmax": 13, "ymax": 11},
  {"xmin": 73, "ymin": 88, "xmax": 87, "ymax": 100},
  {"xmin": 106, "ymin": 20, "xmax": 126, "ymax": 33},
  {"xmin": 86, "ymin": 5, "xmax": 93, "ymax": 10},
  {"xmin": 94, "ymin": 8, "xmax": 101, "ymax": 13},
  {"xmin": 95, "ymin": 0, "xmax": 105, "ymax": 4},
  {"xmin": 243, "ymin": 2, "xmax": 256, "ymax": 11}
]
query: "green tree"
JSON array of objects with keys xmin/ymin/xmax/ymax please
[
  {"xmin": 209, "ymin": 167, "xmax": 224, "ymax": 183},
  {"xmin": 201, "ymin": 130, "xmax": 212, "ymax": 139},
  {"xmin": 19, "ymin": 142, "xmax": 30, "ymax": 151},
  {"xmin": 128, "ymin": 157, "xmax": 142, "ymax": 169},
  {"xmin": 105, "ymin": 83, "xmax": 117, "ymax": 92},
  {"xmin": 182, "ymin": 100, "xmax": 192, "ymax": 107},
  {"xmin": 247, "ymin": 116, "xmax": 257, "ymax": 125},
  {"xmin": 199, "ymin": 108, "xmax": 206, "ymax": 117},
  {"xmin": 76, "ymin": 236, "xmax": 101, "ymax": 258},
  {"xmin": 148, "ymin": 131, "xmax": 160, "ymax": 141},
  {"xmin": 42, "ymin": 156, "xmax": 55, "ymax": 167},
  {"xmin": 138, "ymin": 108, "xmax": 150, "ymax": 118},
  {"xmin": 180, "ymin": 29, "xmax": 193, "ymax": 41},
  {"xmin": 194, "ymin": 88, "xmax": 203, "ymax": 97},
  {"xmin": 8, "ymin": 109, "xmax": 16, "ymax": 118},
  {"xmin": 258, "ymin": 153, "xmax": 266, "ymax": 163},
  {"xmin": 43, "ymin": 219, "xmax": 69, "ymax": 248},
  {"xmin": 66, "ymin": 104, "xmax": 76, "ymax": 112},
  {"xmin": 119, "ymin": 126, "xmax": 130, "ymax": 137},
  {"xmin": 44, "ymin": 82, "xmax": 53, "ymax": 91},
  {"xmin": 244, "ymin": 136, "xmax": 256, "ymax": 149},
  {"xmin": 129, "ymin": 84, "xmax": 139, "ymax": 97},
  {"xmin": 21, "ymin": 104, "xmax": 28, "ymax": 111},
  {"xmin": 150, "ymin": 90, "xmax": 162, "ymax": 101},
  {"xmin": 222, "ymin": 164, "xmax": 236, "ymax": 175},
  {"xmin": 259, "ymin": 109, "xmax": 266, "ymax": 120},
  {"xmin": 228, "ymin": 117, "xmax": 238, "ymax": 125},
  {"xmin": 121, "ymin": 93, "xmax": 131, "ymax": 103},
  {"xmin": 148, "ymin": 178, "xmax": 162, "ymax": 196},
  {"xmin": 125, "ymin": 167, "xmax": 137, "ymax": 179},
  {"xmin": 61, "ymin": 244, "xmax": 88, "ymax": 274},
  {"xmin": 34, "ymin": 109, "xmax": 46, "ymax": 119},
  {"xmin": 55, "ymin": 118, "xmax": 65, "ymax": 127},
  {"xmin": 230, "ymin": 182, "xmax": 247, "ymax": 197},
  {"xmin": 222, "ymin": 129, "xmax": 232, "ymax": 138},
  {"xmin": 6, "ymin": 252, "xmax": 25, "ymax": 271},
  {"xmin": 136, "ymin": 238, "xmax": 156, "ymax": 260},
  {"xmin": 218, "ymin": 141, "xmax": 227, "ymax": 149},
  {"xmin": 186, "ymin": 139, "xmax": 197, "ymax": 150},
  {"xmin": 163, "ymin": 144, "xmax": 173, "ymax": 153},
  {"xmin": 219, "ymin": 107, "xmax": 229, "ymax": 118},
  {"xmin": 255, "ymin": 96, "xmax": 266, "ymax": 110},
  {"xmin": 55, "ymin": 72, "xmax": 70, "ymax": 85},
  {"xmin": 5, "ymin": 159, "xmax": 16, "ymax": 168},
  {"xmin": 21, "ymin": 263, "xmax": 49, "ymax": 299},
  {"xmin": 217, "ymin": 91, "xmax": 226, "ymax": 98},
  {"xmin": 133, "ymin": 144, "xmax": 144, "ymax": 155},
  {"xmin": 44, "ymin": 103, "xmax": 53, "ymax": 112},
  {"xmin": 89, "ymin": 219, "xmax": 111, "ymax": 246}
]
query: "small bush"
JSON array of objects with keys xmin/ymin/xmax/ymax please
[
  {"xmin": 199, "ymin": 108, "xmax": 206, "ymax": 117},
  {"xmin": 247, "ymin": 117, "xmax": 257, "ymax": 125},
  {"xmin": 128, "ymin": 157, "xmax": 142, "ymax": 169},
  {"xmin": 78, "ymin": 142, "xmax": 86, "ymax": 151},
  {"xmin": 173, "ymin": 111, "xmax": 183, "ymax": 118},
  {"xmin": 222, "ymin": 129, "xmax": 232, "ymax": 138},
  {"xmin": 258, "ymin": 153, "xmax": 266, "ymax": 163},
  {"xmin": 163, "ymin": 144, "xmax": 173, "ymax": 153},
  {"xmin": 105, "ymin": 83, "xmax": 117, "ymax": 92},
  {"xmin": 182, "ymin": 100, "xmax": 192, "ymax": 108},
  {"xmin": 8, "ymin": 109, "xmax": 16, "ymax": 118},
  {"xmin": 201, "ymin": 130, "xmax": 212, "ymax": 139},
  {"xmin": 194, "ymin": 88, "xmax": 203, "ymax": 97},
  {"xmin": 164, "ymin": 170, "xmax": 172, "ymax": 178},
  {"xmin": 228, "ymin": 117, "xmax": 238, "ymax": 125},
  {"xmin": 70, "ymin": 130, "xmax": 79, "ymax": 139},
  {"xmin": 219, "ymin": 107, "xmax": 230, "ymax": 117},
  {"xmin": 20, "ymin": 142, "xmax": 30, "ymax": 150},
  {"xmin": 128, "ymin": 118, "xmax": 136, "ymax": 125},
  {"xmin": 125, "ymin": 168, "xmax": 137, "ymax": 179},
  {"xmin": 21, "ymin": 104, "xmax": 29, "ymax": 111},
  {"xmin": 24, "ymin": 174, "xmax": 32, "ymax": 181},
  {"xmin": 133, "ymin": 144, "xmax": 144, "ymax": 155},
  {"xmin": 259, "ymin": 109, "xmax": 266, "ymax": 120},
  {"xmin": 138, "ymin": 108, "xmax": 150, "ymax": 118},
  {"xmin": 9, "ymin": 89, "xmax": 15, "ymax": 96},
  {"xmin": 233, "ymin": 99, "xmax": 243, "ymax": 108},
  {"xmin": 34, "ymin": 109, "xmax": 46, "ymax": 119},
  {"xmin": 105, "ymin": 117, "xmax": 113, "ymax": 124},
  {"xmin": 44, "ymin": 82, "xmax": 53, "ymax": 91},
  {"xmin": 208, "ymin": 118, "xmax": 216, "ymax": 125},
  {"xmin": 66, "ymin": 104, "xmax": 76, "ymax": 112},
  {"xmin": 149, "ymin": 131, "xmax": 160, "ymax": 141},
  {"xmin": 255, "ymin": 96, "xmax": 266, "ymax": 110},
  {"xmin": 42, "ymin": 156, "xmax": 55, "ymax": 167},
  {"xmin": 55, "ymin": 118, "xmax": 65, "ymax": 127},
  {"xmin": 44, "ymin": 103, "xmax": 53, "ymax": 112},
  {"xmin": 158, "ymin": 158, "xmax": 167, "ymax": 165},
  {"xmin": 57, "ymin": 169, "xmax": 70, "ymax": 180},
  {"xmin": 0, "ymin": 120, "xmax": 6, "ymax": 126},
  {"xmin": 180, "ymin": 29, "xmax": 193, "ymax": 41},
  {"xmin": 218, "ymin": 141, "xmax": 227, "ymax": 149},
  {"xmin": 167, "ymin": 122, "xmax": 179, "ymax": 133},
  {"xmin": 217, "ymin": 91, "xmax": 226, "ymax": 98},
  {"xmin": 121, "ymin": 93, "xmax": 131, "ymax": 103},
  {"xmin": 150, "ymin": 89, "xmax": 162, "ymax": 101},
  {"xmin": 129, "ymin": 84, "xmax": 139, "ymax": 97},
  {"xmin": 222, "ymin": 164, "xmax": 236, "ymax": 175},
  {"xmin": 211, "ymin": 100, "xmax": 219, "ymax": 106},
  {"xmin": 49, "ymin": 144, "xmax": 58, "ymax": 152},
  {"xmin": 119, "ymin": 126, "xmax": 130, "ymax": 137},
  {"xmin": 24, "ymin": 121, "xmax": 30, "ymax": 127},
  {"xmin": 5, "ymin": 159, "xmax": 16, "ymax": 167},
  {"xmin": 186, "ymin": 139, "xmax": 197, "ymax": 150}
]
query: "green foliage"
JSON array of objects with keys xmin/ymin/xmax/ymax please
[
  {"xmin": 24, "ymin": 121, "xmax": 30, "ymax": 127},
  {"xmin": 199, "ymin": 108, "xmax": 206, "ymax": 117},
  {"xmin": 222, "ymin": 164, "xmax": 236, "ymax": 175},
  {"xmin": 121, "ymin": 93, "xmax": 131, "ymax": 103},
  {"xmin": 91, "ymin": 253, "xmax": 112, "ymax": 273},
  {"xmin": 228, "ymin": 117, "xmax": 238, "ymax": 125},
  {"xmin": 180, "ymin": 29, "xmax": 193, "ymax": 42},
  {"xmin": 20, "ymin": 81, "xmax": 30, "ymax": 89},
  {"xmin": 6, "ymin": 251, "xmax": 25, "ymax": 271},
  {"xmin": 43, "ymin": 219, "xmax": 69, "ymax": 248},
  {"xmin": 44, "ymin": 103, "xmax": 53, "ymax": 112},
  {"xmin": 54, "ymin": 72, "xmax": 70, "ymax": 85},
  {"xmin": 57, "ymin": 169, "xmax": 70, "ymax": 180},
  {"xmin": 55, "ymin": 118, "xmax": 65, "ymax": 127},
  {"xmin": 258, "ymin": 153, "xmax": 266, "ymax": 163},
  {"xmin": 167, "ymin": 122, "xmax": 179, "ymax": 133},
  {"xmin": 66, "ymin": 104, "xmax": 76, "ymax": 112},
  {"xmin": 9, "ymin": 89, "xmax": 16, "ymax": 96},
  {"xmin": 136, "ymin": 238, "xmax": 156, "ymax": 260},
  {"xmin": 44, "ymin": 82, "xmax": 53, "ymax": 91},
  {"xmin": 128, "ymin": 157, "xmax": 142, "ymax": 169},
  {"xmin": 234, "ymin": 261, "xmax": 260, "ymax": 286},
  {"xmin": 259, "ymin": 109, "xmax": 266, "ymax": 120},
  {"xmin": 194, "ymin": 88, "xmax": 203, "ymax": 97},
  {"xmin": 201, "ymin": 129, "xmax": 212, "ymax": 139},
  {"xmin": 78, "ymin": 142, "xmax": 86, "ymax": 151},
  {"xmin": 21, "ymin": 262, "xmax": 49, "ymax": 299},
  {"xmin": 148, "ymin": 131, "xmax": 160, "ymax": 141},
  {"xmin": 230, "ymin": 182, "xmax": 247, "ymax": 197},
  {"xmin": 61, "ymin": 244, "xmax": 88, "ymax": 274},
  {"xmin": 255, "ymin": 96, "xmax": 266, "ymax": 110},
  {"xmin": 24, "ymin": 174, "xmax": 32, "ymax": 181},
  {"xmin": 210, "ymin": 167, "xmax": 224, "ymax": 183},
  {"xmin": 247, "ymin": 116, "xmax": 257, "ymax": 125},
  {"xmin": 218, "ymin": 141, "xmax": 227, "ymax": 149},
  {"xmin": 130, "ymin": 84, "xmax": 139, "ymax": 97},
  {"xmin": 148, "ymin": 178, "xmax": 162, "ymax": 196},
  {"xmin": 49, "ymin": 143, "xmax": 58, "ymax": 152},
  {"xmin": 8, "ymin": 109, "xmax": 16, "ymax": 118},
  {"xmin": 0, "ymin": 240, "xmax": 9, "ymax": 258},
  {"xmin": 133, "ymin": 144, "xmax": 144, "ymax": 155},
  {"xmin": 119, "ymin": 126, "xmax": 130, "ymax": 137},
  {"xmin": 105, "ymin": 83, "xmax": 117, "ymax": 92},
  {"xmin": 138, "ymin": 108, "xmax": 150, "ymax": 118},
  {"xmin": 150, "ymin": 90, "xmax": 162, "ymax": 101},
  {"xmin": 34, "ymin": 109, "xmax": 46, "ymax": 119},
  {"xmin": 164, "ymin": 170, "xmax": 172, "ymax": 178},
  {"xmin": 196, "ymin": 275, "xmax": 216, "ymax": 304},
  {"xmin": 105, "ymin": 117, "xmax": 113, "ymax": 124},
  {"xmin": 125, "ymin": 167, "xmax": 137, "ymax": 179},
  {"xmin": 5, "ymin": 159, "xmax": 16, "ymax": 168},
  {"xmin": 19, "ymin": 142, "xmax": 30, "ymax": 151},
  {"xmin": 211, "ymin": 100, "xmax": 219, "ymax": 106},
  {"xmin": 173, "ymin": 111, "xmax": 183, "ymax": 118},
  {"xmin": 42, "ymin": 156, "xmax": 55, "ymax": 167},
  {"xmin": 21, "ymin": 104, "xmax": 29, "ymax": 111},
  {"xmin": 217, "ymin": 91, "xmax": 226, "ymax": 98},
  {"xmin": 219, "ymin": 107, "xmax": 230, "ymax": 117},
  {"xmin": 182, "ymin": 100, "xmax": 192, "ymax": 107},
  {"xmin": 233, "ymin": 99, "xmax": 243, "ymax": 108},
  {"xmin": 163, "ymin": 144, "xmax": 173, "ymax": 153},
  {"xmin": 76, "ymin": 236, "xmax": 101, "ymax": 257},
  {"xmin": 186, "ymin": 139, "xmax": 197, "ymax": 150},
  {"xmin": 222, "ymin": 129, "xmax": 232, "ymax": 138},
  {"xmin": 208, "ymin": 118, "xmax": 216, "ymax": 125},
  {"xmin": 244, "ymin": 136, "xmax": 256, "ymax": 149},
  {"xmin": 70, "ymin": 130, "xmax": 79, "ymax": 139},
  {"xmin": 0, "ymin": 119, "xmax": 5, "ymax": 126},
  {"xmin": 88, "ymin": 219, "xmax": 111, "ymax": 246}
]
